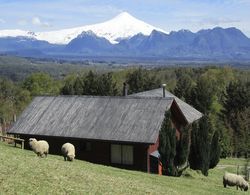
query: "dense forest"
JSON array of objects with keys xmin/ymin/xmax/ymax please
[{"xmin": 0, "ymin": 61, "xmax": 249, "ymax": 176}]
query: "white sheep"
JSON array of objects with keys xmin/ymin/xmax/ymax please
[
  {"xmin": 223, "ymin": 172, "xmax": 249, "ymax": 191},
  {"xmin": 29, "ymin": 138, "xmax": 49, "ymax": 157},
  {"xmin": 61, "ymin": 143, "xmax": 75, "ymax": 161}
]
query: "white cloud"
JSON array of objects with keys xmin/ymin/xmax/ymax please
[
  {"xmin": 0, "ymin": 18, "xmax": 6, "ymax": 24},
  {"xmin": 32, "ymin": 17, "xmax": 41, "ymax": 25},
  {"xmin": 18, "ymin": 19, "xmax": 27, "ymax": 26},
  {"xmin": 32, "ymin": 16, "xmax": 52, "ymax": 27}
]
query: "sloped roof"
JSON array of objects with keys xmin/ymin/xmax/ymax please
[
  {"xmin": 130, "ymin": 88, "xmax": 203, "ymax": 123},
  {"xmin": 8, "ymin": 96, "xmax": 173, "ymax": 144}
]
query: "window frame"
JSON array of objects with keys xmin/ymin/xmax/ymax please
[{"xmin": 110, "ymin": 144, "xmax": 134, "ymax": 165}]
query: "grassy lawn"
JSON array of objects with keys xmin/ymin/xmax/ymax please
[
  {"xmin": 0, "ymin": 142, "xmax": 249, "ymax": 195},
  {"xmin": 218, "ymin": 157, "xmax": 248, "ymax": 166}
]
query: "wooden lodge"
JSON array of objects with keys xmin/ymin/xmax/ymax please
[{"xmin": 7, "ymin": 86, "xmax": 202, "ymax": 173}]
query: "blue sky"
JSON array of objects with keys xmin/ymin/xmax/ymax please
[{"xmin": 0, "ymin": 0, "xmax": 250, "ymax": 36}]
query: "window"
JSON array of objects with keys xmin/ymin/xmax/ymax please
[
  {"xmin": 111, "ymin": 144, "xmax": 121, "ymax": 164},
  {"xmin": 111, "ymin": 144, "xmax": 133, "ymax": 165}
]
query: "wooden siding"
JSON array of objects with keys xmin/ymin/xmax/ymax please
[{"xmin": 20, "ymin": 135, "xmax": 149, "ymax": 172}]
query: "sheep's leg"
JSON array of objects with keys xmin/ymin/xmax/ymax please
[{"xmin": 64, "ymin": 156, "xmax": 67, "ymax": 161}]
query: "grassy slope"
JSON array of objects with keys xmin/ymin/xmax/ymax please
[
  {"xmin": 219, "ymin": 158, "xmax": 247, "ymax": 166},
  {"xmin": 0, "ymin": 142, "xmax": 248, "ymax": 195}
]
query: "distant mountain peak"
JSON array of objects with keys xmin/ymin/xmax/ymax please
[
  {"xmin": 79, "ymin": 11, "xmax": 168, "ymax": 44},
  {"xmin": 112, "ymin": 12, "xmax": 135, "ymax": 20},
  {"xmin": 78, "ymin": 30, "xmax": 96, "ymax": 37},
  {"xmin": 0, "ymin": 12, "xmax": 167, "ymax": 45}
]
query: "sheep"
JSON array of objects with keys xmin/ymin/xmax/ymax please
[
  {"xmin": 29, "ymin": 138, "xmax": 49, "ymax": 157},
  {"xmin": 223, "ymin": 172, "xmax": 249, "ymax": 191},
  {"xmin": 61, "ymin": 143, "xmax": 75, "ymax": 161}
]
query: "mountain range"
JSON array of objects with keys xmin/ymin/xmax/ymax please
[{"xmin": 1, "ymin": 12, "xmax": 250, "ymax": 60}]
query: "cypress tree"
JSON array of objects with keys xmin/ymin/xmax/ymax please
[
  {"xmin": 217, "ymin": 120, "xmax": 232, "ymax": 158},
  {"xmin": 159, "ymin": 110, "xmax": 176, "ymax": 176},
  {"xmin": 189, "ymin": 121, "xmax": 200, "ymax": 169},
  {"xmin": 168, "ymin": 122, "xmax": 177, "ymax": 176},
  {"xmin": 175, "ymin": 125, "xmax": 191, "ymax": 167},
  {"xmin": 189, "ymin": 115, "xmax": 212, "ymax": 176},
  {"xmin": 209, "ymin": 130, "xmax": 221, "ymax": 168},
  {"xmin": 199, "ymin": 116, "xmax": 212, "ymax": 176}
]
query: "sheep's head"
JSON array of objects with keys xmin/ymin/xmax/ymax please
[
  {"xmin": 29, "ymin": 138, "xmax": 37, "ymax": 143},
  {"xmin": 28, "ymin": 138, "xmax": 37, "ymax": 147},
  {"xmin": 244, "ymin": 183, "xmax": 249, "ymax": 191},
  {"xmin": 67, "ymin": 155, "xmax": 75, "ymax": 161}
]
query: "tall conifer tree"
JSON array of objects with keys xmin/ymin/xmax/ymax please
[
  {"xmin": 159, "ymin": 111, "xmax": 176, "ymax": 175},
  {"xmin": 189, "ymin": 115, "xmax": 212, "ymax": 176}
]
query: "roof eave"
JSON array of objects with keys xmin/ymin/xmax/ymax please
[
  {"xmin": 6, "ymin": 132, "xmax": 156, "ymax": 145},
  {"xmin": 172, "ymin": 99, "xmax": 189, "ymax": 125}
]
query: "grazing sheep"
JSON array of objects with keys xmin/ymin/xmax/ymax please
[
  {"xmin": 223, "ymin": 172, "xmax": 249, "ymax": 191},
  {"xmin": 61, "ymin": 143, "xmax": 75, "ymax": 161},
  {"xmin": 29, "ymin": 138, "xmax": 49, "ymax": 157}
]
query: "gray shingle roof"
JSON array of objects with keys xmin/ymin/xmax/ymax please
[
  {"xmin": 130, "ymin": 88, "xmax": 203, "ymax": 123},
  {"xmin": 8, "ymin": 96, "xmax": 173, "ymax": 144}
]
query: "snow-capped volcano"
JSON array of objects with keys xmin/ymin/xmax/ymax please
[
  {"xmin": 0, "ymin": 12, "xmax": 167, "ymax": 44},
  {"xmin": 36, "ymin": 12, "xmax": 167, "ymax": 44}
]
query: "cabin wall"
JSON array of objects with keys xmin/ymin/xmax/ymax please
[{"xmin": 19, "ymin": 135, "xmax": 149, "ymax": 172}]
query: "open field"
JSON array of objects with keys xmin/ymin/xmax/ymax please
[
  {"xmin": 0, "ymin": 142, "xmax": 248, "ymax": 194},
  {"xmin": 219, "ymin": 158, "xmax": 248, "ymax": 166}
]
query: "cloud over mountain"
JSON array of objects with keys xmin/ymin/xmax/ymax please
[{"xmin": 32, "ymin": 17, "xmax": 51, "ymax": 28}]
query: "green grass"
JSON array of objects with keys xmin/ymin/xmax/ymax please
[
  {"xmin": 0, "ymin": 142, "xmax": 249, "ymax": 195},
  {"xmin": 218, "ymin": 158, "xmax": 247, "ymax": 166}
]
